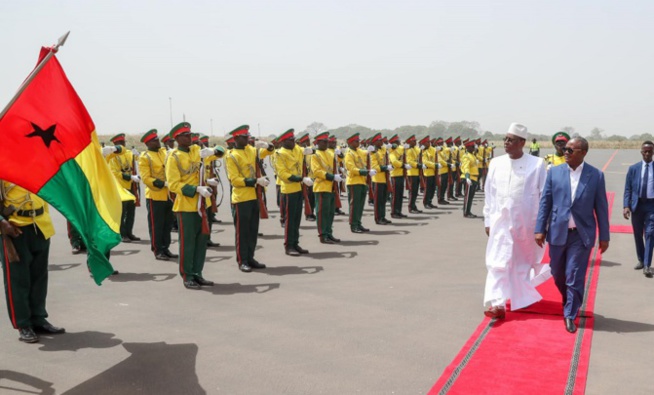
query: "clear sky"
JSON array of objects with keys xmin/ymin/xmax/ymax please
[{"xmin": 1, "ymin": 0, "xmax": 652, "ymax": 138}]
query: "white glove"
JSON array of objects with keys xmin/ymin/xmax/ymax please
[
  {"xmin": 466, "ymin": 178, "xmax": 472, "ymax": 186},
  {"xmin": 207, "ymin": 178, "xmax": 219, "ymax": 187},
  {"xmin": 386, "ymin": 163, "xmax": 394, "ymax": 171},
  {"xmin": 367, "ymin": 145, "xmax": 375, "ymax": 152},
  {"xmin": 335, "ymin": 148, "xmax": 342, "ymax": 155},
  {"xmin": 303, "ymin": 147, "xmax": 314, "ymax": 155},
  {"xmin": 197, "ymin": 186, "xmax": 213, "ymax": 197},
  {"xmin": 437, "ymin": 163, "xmax": 442, "ymax": 169},
  {"xmin": 369, "ymin": 169, "xmax": 377, "ymax": 177},
  {"xmin": 131, "ymin": 175, "xmax": 140, "ymax": 183},
  {"xmin": 302, "ymin": 177, "xmax": 314, "ymax": 186},
  {"xmin": 421, "ymin": 164, "xmax": 427, "ymax": 170},
  {"xmin": 254, "ymin": 140, "xmax": 269, "ymax": 149},
  {"xmin": 164, "ymin": 181, "xmax": 169, "ymax": 187},
  {"xmin": 340, "ymin": 167, "xmax": 346, "ymax": 174},
  {"xmin": 200, "ymin": 147, "xmax": 215, "ymax": 158},
  {"xmin": 131, "ymin": 148, "xmax": 140, "ymax": 157},
  {"xmin": 102, "ymin": 146, "xmax": 117, "ymax": 156},
  {"xmin": 333, "ymin": 174, "xmax": 343, "ymax": 183},
  {"xmin": 256, "ymin": 177, "xmax": 270, "ymax": 187},
  {"xmin": 385, "ymin": 143, "xmax": 392, "ymax": 150},
  {"xmin": 436, "ymin": 146, "xmax": 442, "ymax": 151},
  {"xmin": 450, "ymin": 147, "xmax": 456, "ymax": 152},
  {"xmin": 403, "ymin": 143, "xmax": 410, "ymax": 149},
  {"xmin": 420, "ymin": 145, "xmax": 426, "ymax": 150},
  {"xmin": 404, "ymin": 164, "xmax": 412, "ymax": 170}
]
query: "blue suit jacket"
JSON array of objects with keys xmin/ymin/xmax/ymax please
[
  {"xmin": 535, "ymin": 163, "xmax": 610, "ymax": 248},
  {"xmin": 624, "ymin": 162, "xmax": 644, "ymax": 212}
]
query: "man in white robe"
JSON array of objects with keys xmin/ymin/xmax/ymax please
[{"xmin": 482, "ymin": 123, "xmax": 549, "ymax": 319}]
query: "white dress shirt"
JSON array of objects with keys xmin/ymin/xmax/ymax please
[
  {"xmin": 568, "ymin": 162, "xmax": 584, "ymax": 228},
  {"xmin": 640, "ymin": 160, "xmax": 654, "ymax": 199}
]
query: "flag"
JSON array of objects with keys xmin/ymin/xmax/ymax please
[{"xmin": 0, "ymin": 47, "xmax": 122, "ymax": 285}]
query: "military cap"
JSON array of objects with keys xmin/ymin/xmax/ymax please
[
  {"xmin": 346, "ymin": 133, "xmax": 360, "ymax": 144},
  {"xmin": 296, "ymin": 132, "xmax": 310, "ymax": 144},
  {"xmin": 454, "ymin": 136, "xmax": 461, "ymax": 143},
  {"xmin": 419, "ymin": 136, "xmax": 430, "ymax": 145},
  {"xmin": 552, "ymin": 131, "xmax": 570, "ymax": 144},
  {"xmin": 370, "ymin": 132, "xmax": 382, "ymax": 143},
  {"xmin": 191, "ymin": 133, "xmax": 200, "ymax": 142},
  {"xmin": 405, "ymin": 135, "xmax": 416, "ymax": 143},
  {"xmin": 445, "ymin": 137, "xmax": 453, "ymax": 144},
  {"xmin": 230, "ymin": 125, "xmax": 250, "ymax": 137},
  {"xmin": 200, "ymin": 135, "xmax": 209, "ymax": 143},
  {"xmin": 110, "ymin": 133, "xmax": 126, "ymax": 143},
  {"xmin": 329, "ymin": 135, "xmax": 337, "ymax": 142},
  {"xmin": 140, "ymin": 129, "xmax": 158, "ymax": 143},
  {"xmin": 277, "ymin": 128, "xmax": 295, "ymax": 142},
  {"xmin": 389, "ymin": 134, "xmax": 400, "ymax": 144},
  {"xmin": 161, "ymin": 134, "xmax": 171, "ymax": 143},
  {"xmin": 171, "ymin": 122, "xmax": 191, "ymax": 139},
  {"xmin": 314, "ymin": 131, "xmax": 330, "ymax": 143},
  {"xmin": 464, "ymin": 140, "xmax": 476, "ymax": 148}
]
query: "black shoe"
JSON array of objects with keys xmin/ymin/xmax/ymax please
[
  {"xmin": 128, "ymin": 234, "xmax": 141, "ymax": 241},
  {"xmin": 390, "ymin": 214, "xmax": 402, "ymax": 219},
  {"xmin": 121, "ymin": 236, "xmax": 132, "ymax": 243},
  {"xmin": 351, "ymin": 228, "xmax": 364, "ymax": 234},
  {"xmin": 112, "ymin": 270, "xmax": 120, "ymax": 275},
  {"xmin": 207, "ymin": 240, "xmax": 220, "ymax": 248},
  {"xmin": 285, "ymin": 249, "xmax": 301, "ymax": 256},
  {"xmin": 438, "ymin": 200, "xmax": 450, "ymax": 205},
  {"xmin": 375, "ymin": 221, "xmax": 388, "ymax": 225},
  {"xmin": 382, "ymin": 219, "xmax": 392, "ymax": 224},
  {"xmin": 409, "ymin": 209, "xmax": 422, "ymax": 214},
  {"xmin": 644, "ymin": 267, "xmax": 653, "ymax": 278},
  {"xmin": 34, "ymin": 323, "xmax": 65, "ymax": 334},
  {"xmin": 448, "ymin": 197, "xmax": 458, "ymax": 201},
  {"xmin": 210, "ymin": 217, "xmax": 221, "ymax": 223},
  {"xmin": 18, "ymin": 328, "xmax": 38, "ymax": 343},
  {"xmin": 155, "ymin": 253, "xmax": 169, "ymax": 261},
  {"xmin": 258, "ymin": 233, "xmax": 263, "ymax": 236},
  {"xmin": 163, "ymin": 249, "xmax": 179, "ymax": 259},
  {"xmin": 335, "ymin": 210, "xmax": 346, "ymax": 216},
  {"xmin": 327, "ymin": 235, "xmax": 341, "ymax": 243},
  {"xmin": 249, "ymin": 259, "xmax": 266, "ymax": 269},
  {"xmin": 635, "ymin": 261, "xmax": 644, "ymax": 270},
  {"xmin": 239, "ymin": 263, "xmax": 253, "ymax": 272},
  {"xmin": 196, "ymin": 277, "xmax": 214, "ymax": 286},
  {"xmin": 359, "ymin": 226, "xmax": 370, "ymax": 232},
  {"xmin": 184, "ymin": 280, "xmax": 201, "ymax": 290},
  {"xmin": 294, "ymin": 245, "xmax": 309, "ymax": 254},
  {"xmin": 400, "ymin": 213, "xmax": 408, "ymax": 218},
  {"xmin": 464, "ymin": 213, "xmax": 478, "ymax": 218},
  {"xmin": 306, "ymin": 215, "xmax": 317, "ymax": 222},
  {"xmin": 456, "ymin": 193, "xmax": 464, "ymax": 198},
  {"xmin": 564, "ymin": 318, "xmax": 577, "ymax": 333},
  {"xmin": 320, "ymin": 237, "xmax": 336, "ymax": 244},
  {"xmin": 72, "ymin": 246, "xmax": 82, "ymax": 255}
]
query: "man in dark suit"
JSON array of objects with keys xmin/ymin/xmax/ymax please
[
  {"xmin": 535, "ymin": 137, "xmax": 610, "ymax": 333},
  {"xmin": 623, "ymin": 141, "xmax": 654, "ymax": 277}
]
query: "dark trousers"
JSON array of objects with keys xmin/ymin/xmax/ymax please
[
  {"xmin": 316, "ymin": 192, "xmax": 335, "ymax": 238},
  {"xmin": 177, "ymin": 212, "xmax": 208, "ymax": 282},
  {"xmin": 373, "ymin": 182, "xmax": 388, "ymax": 223},
  {"xmin": 549, "ymin": 230, "xmax": 593, "ymax": 319},
  {"xmin": 438, "ymin": 173, "xmax": 449, "ymax": 201},
  {"xmin": 348, "ymin": 184, "xmax": 366, "ymax": 229},
  {"xmin": 463, "ymin": 180, "xmax": 478, "ymax": 216},
  {"xmin": 456, "ymin": 170, "xmax": 464, "ymax": 196},
  {"xmin": 307, "ymin": 189, "xmax": 315, "ymax": 216},
  {"xmin": 120, "ymin": 200, "xmax": 136, "ymax": 237},
  {"xmin": 283, "ymin": 192, "xmax": 302, "ymax": 248},
  {"xmin": 1, "ymin": 225, "xmax": 50, "ymax": 329},
  {"xmin": 67, "ymin": 221, "xmax": 85, "ymax": 249},
  {"xmin": 233, "ymin": 200, "xmax": 260, "ymax": 264},
  {"xmin": 631, "ymin": 199, "xmax": 654, "ymax": 266},
  {"xmin": 391, "ymin": 176, "xmax": 405, "ymax": 215},
  {"xmin": 146, "ymin": 199, "xmax": 174, "ymax": 255},
  {"xmin": 408, "ymin": 176, "xmax": 419, "ymax": 210},
  {"xmin": 423, "ymin": 176, "xmax": 436, "ymax": 207}
]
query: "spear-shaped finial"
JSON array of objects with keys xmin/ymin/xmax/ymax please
[{"xmin": 53, "ymin": 31, "xmax": 70, "ymax": 52}]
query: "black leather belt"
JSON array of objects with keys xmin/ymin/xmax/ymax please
[
  {"xmin": 568, "ymin": 227, "xmax": 577, "ymax": 232},
  {"xmin": 16, "ymin": 207, "xmax": 44, "ymax": 217}
]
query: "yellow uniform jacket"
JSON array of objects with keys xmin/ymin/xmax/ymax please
[
  {"xmin": 370, "ymin": 147, "xmax": 390, "ymax": 184},
  {"xmin": 311, "ymin": 149, "xmax": 336, "ymax": 193},
  {"xmin": 275, "ymin": 145, "xmax": 305, "ymax": 194},
  {"xmin": 108, "ymin": 148, "xmax": 135, "ymax": 190},
  {"xmin": 389, "ymin": 146, "xmax": 405, "ymax": 178},
  {"xmin": 0, "ymin": 182, "xmax": 54, "ymax": 239},
  {"xmin": 461, "ymin": 151, "xmax": 480, "ymax": 181},
  {"xmin": 405, "ymin": 146, "xmax": 420, "ymax": 176},
  {"xmin": 422, "ymin": 146, "xmax": 442, "ymax": 177},
  {"xmin": 545, "ymin": 153, "xmax": 566, "ymax": 167},
  {"xmin": 139, "ymin": 148, "xmax": 169, "ymax": 201},
  {"xmin": 345, "ymin": 147, "xmax": 368, "ymax": 186},
  {"xmin": 438, "ymin": 145, "xmax": 451, "ymax": 176},
  {"xmin": 165, "ymin": 145, "xmax": 220, "ymax": 212},
  {"xmin": 225, "ymin": 145, "xmax": 273, "ymax": 204}
]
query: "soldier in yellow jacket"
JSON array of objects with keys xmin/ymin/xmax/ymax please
[
  {"xmin": 311, "ymin": 131, "xmax": 343, "ymax": 243},
  {"xmin": 388, "ymin": 134, "xmax": 407, "ymax": 218},
  {"xmin": 544, "ymin": 131, "xmax": 570, "ymax": 168},
  {"xmin": 329, "ymin": 135, "xmax": 347, "ymax": 216},
  {"xmin": 107, "ymin": 133, "xmax": 141, "ymax": 243},
  {"xmin": 165, "ymin": 122, "xmax": 225, "ymax": 290},
  {"xmin": 345, "ymin": 133, "xmax": 372, "ymax": 233},
  {"xmin": 369, "ymin": 132, "xmax": 393, "ymax": 224},
  {"xmin": 275, "ymin": 129, "xmax": 313, "ymax": 256},
  {"xmin": 404, "ymin": 135, "xmax": 422, "ymax": 214},
  {"xmin": 225, "ymin": 125, "xmax": 274, "ymax": 272},
  {"xmin": 460, "ymin": 140, "xmax": 480, "ymax": 218},
  {"xmin": 0, "ymin": 182, "xmax": 64, "ymax": 343},
  {"xmin": 420, "ymin": 136, "xmax": 443, "ymax": 209},
  {"xmin": 138, "ymin": 129, "xmax": 177, "ymax": 261}
]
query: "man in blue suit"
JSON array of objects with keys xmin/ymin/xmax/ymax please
[
  {"xmin": 623, "ymin": 141, "xmax": 654, "ymax": 277},
  {"xmin": 535, "ymin": 137, "xmax": 610, "ymax": 333}
]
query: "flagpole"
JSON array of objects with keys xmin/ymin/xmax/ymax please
[{"xmin": 0, "ymin": 31, "xmax": 70, "ymax": 120}]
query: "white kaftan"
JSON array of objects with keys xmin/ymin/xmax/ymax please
[{"xmin": 482, "ymin": 153, "xmax": 549, "ymax": 309}]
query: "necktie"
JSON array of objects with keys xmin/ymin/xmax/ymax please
[{"xmin": 642, "ymin": 163, "xmax": 650, "ymax": 199}]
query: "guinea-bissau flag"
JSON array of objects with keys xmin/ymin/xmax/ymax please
[{"xmin": 0, "ymin": 47, "xmax": 122, "ymax": 285}]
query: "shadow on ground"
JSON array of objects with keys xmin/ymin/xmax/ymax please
[
  {"xmin": 0, "ymin": 370, "xmax": 55, "ymax": 395},
  {"xmin": 108, "ymin": 273, "xmax": 177, "ymax": 282},
  {"xmin": 201, "ymin": 283, "xmax": 280, "ymax": 295},
  {"xmin": 262, "ymin": 266, "xmax": 324, "ymax": 276},
  {"xmin": 38, "ymin": 331, "xmax": 122, "ymax": 352}
]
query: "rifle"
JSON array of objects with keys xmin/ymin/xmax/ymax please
[
  {"xmin": 339, "ymin": 145, "xmax": 346, "ymax": 194},
  {"xmin": 385, "ymin": 148, "xmax": 394, "ymax": 195},
  {"xmin": 198, "ymin": 157, "xmax": 210, "ymax": 235},
  {"xmin": 435, "ymin": 147, "xmax": 442, "ymax": 192},
  {"xmin": 209, "ymin": 159, "xmax": 218, "ymax": 214},
  {"xmin": 0, "ymin": 205, "xmax": 20, "ymax": 264},
  {"xmin": 301, "ymin": 154, "xmax": 312, "ymax": 217},
  {"xmin": 366, "ymin": 149, "xmax": 373, "ymax": 202},
  {"xmin": 131, "ymin": 146, "xmax": 141, "ymax": 207},
  {"xmin": 402, "ymin": 147, "xmax": 409, "ymax": 190},
  {"xmin": 333, "ymin": 152, "xmax": 342, "ymax": 209},
  {"xmin": 446, "ymin": 147, "xmax": 454, "ymax": 196},
  {"xmin": 418, "ymin": 147, "xmax": 426, "ymax": 190},
  {"xmin": 255, "ymin": 150, "xmax": 269, "ymax": 219}
]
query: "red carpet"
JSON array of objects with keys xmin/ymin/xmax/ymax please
[
  {"xmin": 609, "ymin": 224, "xmax": 633, "ymax": 234},
  {"xmin": 429, "ymin": 192, "xmax": 614, "ymax": 395}
]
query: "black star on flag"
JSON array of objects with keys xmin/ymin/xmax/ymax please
[{"xmin": 26, "ymin": 122, "xmax": 60, "ymax": 148}]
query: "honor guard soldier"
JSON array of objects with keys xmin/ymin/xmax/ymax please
[
  {"xmin": 162, "ymin": 133, "xmax": 175, "ymax": 150},
  {"xmin": 275, "ymin": 129, "xmax": 313, "ymax": 255},
  {"xmin": 544, "ymin": 131, "xmax": 569, "ymax": 169},
  {"xmin": 270, "ymin": 137, "xmax": 285, "ymax": 227},
  {"xmin": 388, "ymin": 134, "xmax": 407, "ymax": 218},
  {"xmin": 296, "ymin": 132, "xmax": 317, "ymax": 221},
  {"xmin": 138, "ymin": 129, "xmax": 177, "ymax": 261},
  {"xmin": 329, "ymin": 135, "xmax": 346, "ymax": 216},
  {"xmin": 420, "ymin": 136, "xmax": 441, "ymax": 209},
  {"xmin": 404, "ymin": 135, "xmax": 422, "ymax": 214},
  {"xmin": 107, "ymin": 133, "xmax": 141, "ymax": 242},
  {"xmin": 369, "ymin": 132, "xmax": 393, "ymax": 224},
  {"xmin": 165, "ymin": 122, "xmax": 225, "ymax": 289},
  {"xmin": 1, "ymin": 181, "xmax": 65, "ymax": 343},
  {"xmin": 311, "ymin": 131, "xmax": 343, "ymax": 243},
  {"xmin": 345, "ymin": 133, "xmax": 373, "ymax": 232},
  {"xmin": 225, "ymin": 125, "xmax": 274, "ymax": 270},
  {"xmin": 461, "ymin": 139, "xmax": 480, "ymax": 218}
]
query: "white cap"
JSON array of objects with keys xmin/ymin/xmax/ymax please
[{"xmin": 507, "ymin": 123, "xmax": 528, "ymax": 140}]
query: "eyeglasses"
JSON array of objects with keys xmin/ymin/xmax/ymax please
[
  {"xmin": 503, "ymin": 136, "xmax": 523, "ymax": 143},
  {"xmin": 563, "ymin": 147, "xmax": 584, "ymax": 154}
]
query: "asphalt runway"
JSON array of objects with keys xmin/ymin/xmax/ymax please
[{"xmin": 0, "ymin": 148, "xmax": 651, "ymax": 394}]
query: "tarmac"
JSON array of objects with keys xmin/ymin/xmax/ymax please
[{"xmin": 0, "ymin": 148, "xmax": 651, "ymax": 394}]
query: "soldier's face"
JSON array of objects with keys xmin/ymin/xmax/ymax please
[{"xmin": 176, "ymin": 133, "xmax": 192, "ymax": 148}]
